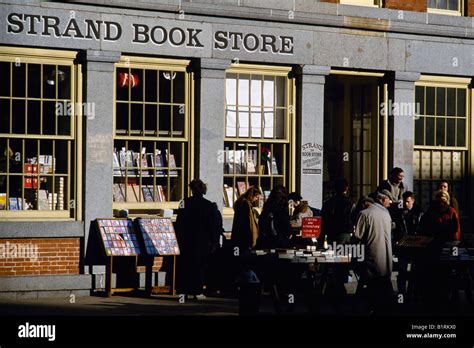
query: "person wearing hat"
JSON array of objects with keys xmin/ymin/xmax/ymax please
[
  {"xmin": 377, "ymin": 167, "xmax": 408, "ymax": 205},
  {"xmin": 353, "ymin": 190, "xmax": 393, "ymax": 314}
]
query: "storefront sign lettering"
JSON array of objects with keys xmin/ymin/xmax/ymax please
[
  {"xmin": 6, "ymin": 12, "xmax": 294, "ymax": 55},
  {"xmin": 302, "ymin": 142, "xmax": 322, "ymax": 175}
]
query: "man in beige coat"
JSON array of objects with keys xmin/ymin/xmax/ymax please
[{"xmin": 354, "ymin": 191, "xmax": 393, "ymax": 314}]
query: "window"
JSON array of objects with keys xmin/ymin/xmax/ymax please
[
  {"xmin": 113, "ymin": 57, "xmax": 193, "ymax": 212},
  {"xmin": 413, "ymin": 76, "xmax": 470, "ymax": 214},
  {"xmin": 0, "ymin": 47, "xmax": 80, "ymax": 220},
  {"xmin": 223, "ymin": 64, "xmax": 295, "ymax": 213},
  {"xmin": 339, "ymin": 0, "xmax": 380, "ymax": 7},
  {"xmin": 428, "ymin": 0, "xmax": 463, "ymax": 15}
]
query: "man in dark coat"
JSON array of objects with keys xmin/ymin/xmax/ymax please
[{"xmin": 175, "ymin": 179, "xmax": 221, "ymax": 300}]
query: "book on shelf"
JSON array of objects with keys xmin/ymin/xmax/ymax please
[
  {"xmin": 39, "ymin": 155, "xmax": 55, "ymax": 174},
  {"xmin": 264, "ymin": 190, "xmax": 271, "ymax": 203},
  {"xmin": 155, "ymin": 150, "xmax": 165, "ymax": 176},
  {"xmin": 48, "ymin": 193, "xmax": 58, "ymax": 210},
  {"xmin": 166, "ymin": 150, "xmax": 178, "ymax": 176},
  {"xmin": 8, "ymin": 197, "xmax": 18, "ymax": 210},
  {"xmin": 55, "ymin": 177, "xmax": 65, "ymax": 210},
  {"xmin": 0, "ymin": 194, "xmax": 6, "ymax": 210},
  {"xmin": 113, "ymin": 183, "xmax": 125, "ymax": 202},
  {"xmin": 140, "ymin": 147, "xmax": 148, "ymax": 169},
  {"xmin": 142, "ymin": 186, "xmax": 154, "ymax": 202},
  {"xmin": 158, "ymin": 185, "xmax": 167, "ymax": 202},
  {"xmin": 24, "ymin": 177, "xmax": 38, "ymax": 189},
  {"xmin": 258, "ymin": 186, "xmax": 264, "ymax": 208},
  {"xmin": 237, "ymin": 181, "xmax": 247, "ymax": 196},
  {"xmin": 224, "ymin": 185, "xmax": 236, "ymax": 208},
  {"xmin": 271, "ymin": 156, "xmax": 279, "ymax": 175},
  {"xmin": 119, "ymin": 148, "xmax": 135, "ymax": 175},
  {"xmin": 37, "ymin": 190, "xmax": 49, "ymax": 210},
  {"xmin": 246, "ymin": 151, "xmax": 257, "ymax": 174},
  {"xmin": 113, "ymin": 150, "xmax": 122, "ymax": 176}
]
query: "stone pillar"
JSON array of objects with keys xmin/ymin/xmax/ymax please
[
  {"xmin": 83, "ymin": 50, "xmax": 120, "ymax": 268},
  {"xmin": 392, "ymin": 71, "xmax": 420, "ymax": 192},
  {"xmin": 198, "ymin": 59, "xmax": 229, "ymax": 209},
  {"xmin": 296, "ymin": 65, "xmax": 330, "ymax": 210}
]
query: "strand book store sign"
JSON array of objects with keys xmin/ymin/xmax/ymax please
[
  {"xmin": 4, "ymin": 12, "xmax": 302, "ymax": 59},
  {"xmin": 302, "ymin": 143, "xmax": 322, "ymax": 175}
]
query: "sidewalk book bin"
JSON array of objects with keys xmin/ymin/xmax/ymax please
[{"xmin": 237, "ymin": 269, "xmax": 262, "ymax": 315}]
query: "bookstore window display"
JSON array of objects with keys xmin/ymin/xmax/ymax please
[
  {"xmin": 413, "ymin": 76, "xmax": 470, "ymax": 213},
  {"xmin": 223, "ymin": 65, "xmax": 295, "ymax": 212},
  {"xmin": 113, "ymin": 57, "xmax": 193, "ymax": 212},
  {"xmin": 0, "ymin": 47, "xmax": 80, "ymax": 219}
]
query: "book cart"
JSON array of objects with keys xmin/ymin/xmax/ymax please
[
  {"xmin": 135, "ymin": 217, "xmax": 180, "ymax": 296},
  {"xmin": 96, "ymin": 218, "xmax": 141, "ymax": 297}
]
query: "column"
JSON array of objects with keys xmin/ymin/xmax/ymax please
[
  {"xmin": 392, "ymin": 71, "xmax": 420, "ymax": 191},
  {"xmin": 197, "ymin": 58, "xmax": 229, "ymax": 209},
  {"xmin": 83, "ymin": 50, "xmax": 121, "ymax": 268},
  {"xmin": 297, "ymin": 65, "xmax": 330, "ymax": 209}
]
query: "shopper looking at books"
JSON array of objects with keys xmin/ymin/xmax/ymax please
[
  {"xmin": 231, "ymin": 186, "xmax": 261, "ymax": 252},
  {"xmin": 256, "ymin": 185, "xmax": 292, "ymax": 249},
  {"xmin": 420, "ymin": 190, "xmax": 461, "ymax": 243},
  {"xmin": 175, "ymin": 179, "xmax": 222, "ymax": 300},
  {"xmin": 437, "ymin": 180, "xmax": 460, "ymax": 215}
]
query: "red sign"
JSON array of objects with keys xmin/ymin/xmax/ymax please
[
  {"xmin": 118, "ymin": 72, "xmax": 139, "ymax": 88},
  {"xmin": 302, "ymin": 217, "xmax": 322, "ymax": 239}
]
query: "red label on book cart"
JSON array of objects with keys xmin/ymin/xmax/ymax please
[{"xmin": 302, "ymin": 217, "xmax": 321, "ymax": 238}]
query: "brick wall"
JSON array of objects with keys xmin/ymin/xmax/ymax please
[
  {"xmin": 468, "ymin": 0, "xmax": 474, "ymax": 16},
  {"xmin": 384, "ymin": 0, "xmax": 427, "ymax": 12},
  {"xmin": 0, "ymin": 238, "xmax": 80, "ymax": 277}
]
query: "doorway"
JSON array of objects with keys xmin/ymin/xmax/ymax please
[{"xmin": 323, "ymin": 74, "xmax": 387, "ymax": 202}]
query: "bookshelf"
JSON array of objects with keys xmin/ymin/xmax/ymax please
[
  {"xmin": 222, "ymin": 64, "xmax": 295, "ymax": 214},
  {"xmin": 113, "ymin": 57, "xmax": 193, "ymax": 213}
]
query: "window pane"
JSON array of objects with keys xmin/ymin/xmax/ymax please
[
  {"xmin": 263, "ymin": 107, "xmax": 274, "ymax": 138},
  {"xmin": 426, "ymin": 117, "xmax": 435, "ymax": 146},
  {"xmin": 43, "ymin": 65, "xmax": 57, "ymax": 99},
  {"xmin": 173, "ymin": 72, "xmax": 185, "ymax": 104},
  {"xmin": 250, "ymin": 75, "xmax": 262, "ymax": 107},
  {"xmin": 426, "ymin": 87, "xmax": 435, "ymax": 115},
  {"xmin": 275, "ymin": 108, "xmax": 285, "ymax": 139},
  {"xmin": 225, "ymin": 73, "xmax": 237, "ymax": 105},
  {"xmin": 438, "ymin": 0, "xmax": 447, "ymax": 9},
  {"xmin": 0, "ymin": 99, "xmax": 10, "ymax": 134},
  {"xmin": 130, "ymin": 69, "xmax": 143, "ymax": 102},
  {"xmin": 145, "ymin": 69, "xmax": 157, "ymax": 102},
  {"xmin": 446, "ymin": 118, "xmax": 456, "ymax": 147},
  {"xmin": 415, "ymin": 86, "xmax": 424, "ymax": 116},
  {"xmin": 12, "ymin": 63, "xmax": 26, "ymax": 98},
  {"xmin": 43, "ymin": 101, "xmax": 57, "ymax": 135},
  {"xmin": 276, "ymin": 76, "xmax": 286, "ymax": 107},
  {"xmin": 436, "ymin": 87, "xmax": 445, "ymax": 116},
  {"xmin": 172, "ymin": 105, "xmax": 185, "ymax": 136},
  {"xmin": 28, "ymin": 101, "xmax": 41, "ymax": 135},
  {"xmin": 250, "ymin": 107, "xmax": 261, "ymax": 138},
  {"xmin": 448, "ymin": 0, "xmax": 458, "ymax": 10},
  {"xmin": 0, "ymin": 62, "xmax": 10, "ymax": 97},
  {"xmin": 447, "ymin": 88, "xmax": 456, "ymax": 116},
  {"xmin": 415, "ymin": 116, "xmax": 424, "ymax": 145},
  {"xmin": 238, "ymin": 74, "xmax": 250, "ymax": 106},
  {"xmin": 456, "ymin": 119, "xmax": 466, "ymax": 147},
  {"xmin": 27, "ymin": 64, "xmax": 41, "ymax": 99},
  {"xmin": 116, "ymin": 103, "xmax": 129, "ymax": 134},
  {"xmin": 159, "ymin": 71, "xmax": 172, "ymax": 103},
  {"xmin": 237, "ymin": 107, "xmax": 249, "ymax": 137},
  {"xmin": 225, "ymin": 106, "xmax": 237, "ymax": 137},
  {"xmin": 57, "ymin": 65, "xmax": 71, "ymax": 100},
  {"xmin": 130, "ymin": 103, "xmax": 143, "ymax": 134},
  {"xmin": 457, "ymin": 89, "xmax": 466, "ymax": 117},
  {"xmin": 116, "ymin": 68, "xmax": 130, "ymax": 101},
  {"xmin": 436, "ymin": 118, "xmax": 445, "ymax": 146},
  {"xmin": 12, "ymin": 100, "xmax": 25, "ymax": 134},
  {"xmin": 263, "ymin": 76, "xmax": 274, "ymax": 107},
  {"xmin": 428, "ymin": 0, "xmax": 436, "ymax": 8}
]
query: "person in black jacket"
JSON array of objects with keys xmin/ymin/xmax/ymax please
[
  {"xmin": 321, "ymin": 178, "xmax": 354, "ymax": 245},
  {"xmin": 257, "ymin": 185, "xmax": 292, "ymax": 249},
  {"xmin": 175, "ymin": 179, "xmax": 221, "ymax": 300}
]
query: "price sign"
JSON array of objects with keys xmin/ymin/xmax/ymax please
[{"xmin": 301, "ymin": 217, "xmax": 321, "ymax": 239}]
